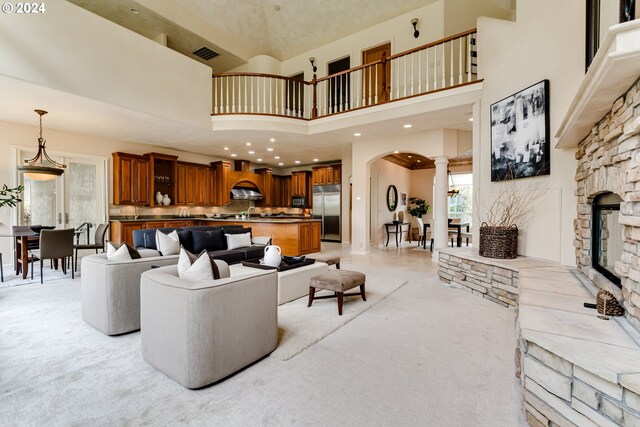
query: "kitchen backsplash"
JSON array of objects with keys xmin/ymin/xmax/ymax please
[{"xmin": 109, "ymin": 201, "xmax": 307, "ymax": 217}]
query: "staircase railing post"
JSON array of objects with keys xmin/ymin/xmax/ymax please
[{"xmin": 311, "ymin": 74, "xmax": 318, "ymax": 118}]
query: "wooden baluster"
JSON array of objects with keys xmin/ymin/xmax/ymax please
[
  {"xmin": 411, "ymin": 52, "xmax": 415, "ymax": 95},
  {"xmin": 418, "ymin": 50, "xmax": 422, "ymax": 94},
  {"xmin": 396, "ymin": 56, "xmax": 400, "ymax": 99},
  {"xmin": 458, "ymin": 38, "xmax": 463, "ymax": 85},
  {"xmin": 231, "ymin": 75, "xmax": 235, "ymax": 113},
  {"xmin": 441, "ymin": 43, "xmax": 445, "ymax": 89},
  {"xmin": 374, "ymin": 63, "xmax": 378, "ymax": 105},
  {"xmin": 262, "ymin": 77, "xmax": 266, "ymax": 113},
  {"xmin": 243, "ymin": 76, "xmax": 247, "ymax": 113},
  {"xmin": 275, "ymin": 78, "xmax": 278, "ymax": 115},
  {"xmin": 450, "ymin": 41, "xmax": 454, "ymax": 87},
  {"xmin": 225, "ymin": 76, "xmax": 231, "ymax": 113},
  {"xmin": 250, "ymin": 76, "xmax": 254, "ymax": 113},
  {"xmin": 213, "ymin": 78, "xmax": 217, "ymax": 114},
  {"xmin": 358, "ymin": 69, "xmax": 363, "ymax": 107},
  {"xmin": 368, "ymin": 66, "xmax": 372, "ymax": 106},
  {"xmin": 426, "ymin": 48, "xmax": 430, "ymax": 92},
  {"xmin": 403, "ymin": 55, "xmax": 407, "ymax": 98},
  {"xmin": 269, "ymin": 78, "xmax": 272, "ymax": 114},
  {"xmin": 433, "ymin": 46, "xmax": 438, "ymax": 89}
]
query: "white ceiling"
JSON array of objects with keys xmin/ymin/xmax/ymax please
[
  {"xmin": 172, "ymin": 0, "xmax": 439, "ymax": 60},
  {"xmin": 67, "ymin": 0, "xmax": 441, "ymax": 71}
]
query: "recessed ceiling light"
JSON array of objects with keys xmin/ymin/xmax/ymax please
[
  {"xmin": 257, "ymin": 158, "xmax": 262, "ymax": 161},
  {"xmin": 274, "ymin": 156, "xmax": 280, "ymax": 159},
  {"xmin": 353, "ymin": 132, "xmax": 362, "ymax": 137},
  {"xmin": 267, "ymin": 148, "xmax": 274, "ymax": 152},
  {"xmin": 294, "ymin": 160, "xmax": 301, "ymax": 164},
  {"xmin": 408, "ymin": 155, "xmax": 413, "ymax": 158},
  {"xmin": 313, "ymin": 159, "xmax": 319, "ymax": 162},
  {"xmin": 130, "ymin": 8, "xmax": 140, "ymax": 14},
  {"xmin": 403, "ymin": 124, "xmax": 412, "ymax": 128},
  {"xmin": 230, "ymin": 154, "xmax": 237, "ymax": 157},
  {"xmin": 417, "ymin": 160, "xmax": 421, "ymax": 163},
  {"xmin": 270, "ymin": 138, "xmax": 275, "ymax": 142},
  {"xmin": 246, "ymin": 142, "xmax": 252, "ymax": 146},
  {"xmin": 468, "ymin": 117, "xmax": 474, "ymax": 122},
  {"xmin": 223, "ymin": 147, "xmax": 229, "ymax": 150},
  {"xmin": 394, "ymin": 150, "xmax": 399, "ymax": 154},
  {"xmin": 278, "ymin": 162, "xmax": 284, "ymax": 166},
  {"xmin": 248, "ymin": 150, "xmax": 255, "ymax": 154}
]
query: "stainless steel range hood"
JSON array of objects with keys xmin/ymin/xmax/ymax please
[{"xmin": 230, "ymin": 186, "xmax": 263, "ymax": 200}]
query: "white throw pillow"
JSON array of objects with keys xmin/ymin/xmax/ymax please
[
  {"xmin": 106, "ymin": 242, "xmax": 131, "ymax": 261},
  {"xmin": 226, "ymin": 232, "xmax": 252, "ymax": 250},
  {"xmin": 252, "ymin": 236, "xmax": 272, "ymax": 246},
  {"xmin": 156, "ymin": 230, "xmax": 180, "ymax": 255},
  {"xmin": 177, "ymin": 248, "xmax": 213, "ymax": 282}
]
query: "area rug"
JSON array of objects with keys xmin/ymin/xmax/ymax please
[
  {"xmin": 0, "ymin": 264, "xmax": 78, "ymax": 288},
  {"xmin": 271, "ymin": 273, "xmax": 408, "ymax": 361}
]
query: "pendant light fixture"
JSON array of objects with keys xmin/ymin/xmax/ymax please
[
  {"xmin": 447, "ymin": 170, "xmax": 460, "ymax": 196},
  {"xmin": 18, "ymin": 109, "xmax": 66, "ymax": 181}
]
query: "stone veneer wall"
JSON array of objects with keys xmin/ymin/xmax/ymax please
[
  {"xmin": 575, "ymin": 76, "xmax": 640, "ymax": 331},
  {"xmin": 438, "ymin": 253, "xmax": 519, "ymax": 308},
  {"xmin": 523, "ymin": 341, "xmax": 640, "ymax": 427}
]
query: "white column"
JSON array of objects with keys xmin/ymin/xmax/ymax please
[{"xmin": 433, "ymin": 156, "xmax": 449, "ymax": 252}]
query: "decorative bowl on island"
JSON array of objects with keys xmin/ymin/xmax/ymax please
[{"xmin": 282, "ymin": 256, "xmax": 306, "ymax": 265}]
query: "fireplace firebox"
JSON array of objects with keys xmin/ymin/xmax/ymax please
[{"xmin": 591, "ymin": 192, "xmax": 623, "ymax": 287}]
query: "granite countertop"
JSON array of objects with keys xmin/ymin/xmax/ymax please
[{"xmin": 110, "ymin": 216, "xmax": 320, "ymax": 224}]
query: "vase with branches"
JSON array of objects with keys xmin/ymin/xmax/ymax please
[
  {"xmin": 407, "ymin": 197, "xmax": 431, "ymax": 218},
  {"xmin": 477, "ymin": 170, "xmax": 549, "ymax": 259}
]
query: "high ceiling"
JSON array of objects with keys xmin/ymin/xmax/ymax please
[{"xmin": 67, "ymin": 0, "xmax": 441, "ymax": 71}]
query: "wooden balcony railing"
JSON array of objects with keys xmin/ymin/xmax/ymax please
[{"xmin": 212, "ymin": 29, "xmax": 477, "ymax": 120}]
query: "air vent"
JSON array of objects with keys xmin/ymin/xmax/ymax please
[{"xmin": 192, "ymin": 46, "xmax": 219, "ymax": 60}]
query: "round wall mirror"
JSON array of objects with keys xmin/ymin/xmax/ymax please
[{"xmin": 387, "ymin": 185, "xmax": 398, "ymax": 211}]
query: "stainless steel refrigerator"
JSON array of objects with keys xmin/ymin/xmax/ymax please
[{"xmin": 313, "ymin": 184, "xmax": 341, "ymax": 242}]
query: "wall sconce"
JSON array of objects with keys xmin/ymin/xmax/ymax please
[
  {"xmin": 309, "ymin": 57, "xmax": 317, "ymax": 73},
  {"xmin": 411, "ymin": 18, "xmax": 419, "ymax": 38}
]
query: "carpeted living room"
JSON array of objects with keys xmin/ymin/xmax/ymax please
[{"xmin": 4, "ymin": 0, "xmax": 640, "ymax": 426}]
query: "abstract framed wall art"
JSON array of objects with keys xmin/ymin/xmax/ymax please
[{"xmin": 490, "ymin": 79, "xmax": 550, "ymax": 181}]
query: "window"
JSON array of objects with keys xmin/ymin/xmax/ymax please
[{"xmin": 448, "ymin": 173, "xmax": 473, "ymax": 225}]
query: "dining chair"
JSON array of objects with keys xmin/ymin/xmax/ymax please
[
  {"xmin": 30, "ymin": 228, "xmax": 75, "ymax": 284},
  {"xmin": 416, "ymin": 217, "xmax": 425, "ymax": 247},
  {"xmin": 74, "ymin": 223, "xmax": 109, "ymax": 271},
  {"xmin": 429, "ymin": 218, "xmax": 455, "ymax": 249}
]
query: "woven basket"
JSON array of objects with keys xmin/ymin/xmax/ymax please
[
  {"xmin": 596, "ymin": 290, "xmax": 625, "ymax": 317},
  {"xmin": 479, "ymin": 223, "xmax": 518, "ymax": 259}
]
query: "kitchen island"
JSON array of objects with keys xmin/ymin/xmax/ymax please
[{"xmin": 110, "ymin": 216, "xmax": 322, "ymax": 256}]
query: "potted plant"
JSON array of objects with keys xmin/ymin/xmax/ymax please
[
  {"xmin": 0, "ymin": 184, "xmax": 23, "ymax": 208},
  {"xmin": 407, "ymin": 197, "xmax": 431, "ymax": 218}
]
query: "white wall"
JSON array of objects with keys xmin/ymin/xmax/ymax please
[
  {"xmin": 477, "ymin": 0, "xmax": 584, "ymax": 264},
  {"xmin": 444, "ymin": 0, "xmax": 512, "ymax": 35},
  {"xmin": 0, "ymin": 0, "xmax": 212, "ymax": 129}
]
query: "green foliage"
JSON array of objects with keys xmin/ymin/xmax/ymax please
[
  {"xmin": 0, "ymin": 184, "xmax": 23, "ymax": 208},
  {"xmin": 407, "ymin": 197, "xmax": 431, "ymax": 218}
]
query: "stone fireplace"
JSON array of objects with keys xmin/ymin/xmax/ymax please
[{"xmin": 575, "ymin": 77, "xmax": 640, "ymax": 331}]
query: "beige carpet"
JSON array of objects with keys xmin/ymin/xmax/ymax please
[{"xmin": 272, "ymin": 274, "xmax": 407, "ymax": 360}]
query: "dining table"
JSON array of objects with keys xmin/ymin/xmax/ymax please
[
  {"xmin": 422, "ymin": 221, "xmax": 471, "ymax": 249},
  {"xmin": 0, "ymin": 230, "xmax": 39, "ymax": 279}
]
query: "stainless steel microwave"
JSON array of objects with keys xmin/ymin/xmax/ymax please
[{"xmin": 292, "ymin": 196, "xmax": 306, "ymax": 206}]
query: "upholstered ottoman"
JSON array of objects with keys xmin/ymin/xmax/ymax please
[
  {"xmin": 140, "ymin": 266, "xmax": 278, "ymax": 389},
  {"xmin": 308, "ymin": 254, "xmax": 341, "ymax": 269},
  {"xmin": 307, "ymin": 270, "xmax": 366, "ymax": 315}
]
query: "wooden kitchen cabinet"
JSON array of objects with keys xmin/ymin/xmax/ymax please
[
  {"xmin": 255, "ymin": 168, "xmax": 273, "ymax": 207},
  {"xmin": 110, "ymin": 221, "xmax": 146, "ymax": 246},
  {"xmin": 147, "ymin": 152, "xmax": 178, "ymax": 207},
  {"xmin": 112, "ymin": 153, "xmax": 149, "ymax": 206},
  {"xmin": 176, "ymin": 163, "xmax": 186, "ymax": 204},
  {"xmin": 313, "ymin": 165, "xmax": 341, "ymax": 185},
  {"xmin": 291, "ymin": 171, "xmax": 311, "ymax": 204},
  {"xmin": 299, "ymin": 221, "xmax": 322, "ymax": 255},
  {"xmin": 211, "ymin": 161, "xmax": 231, "ymax": 206}
]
